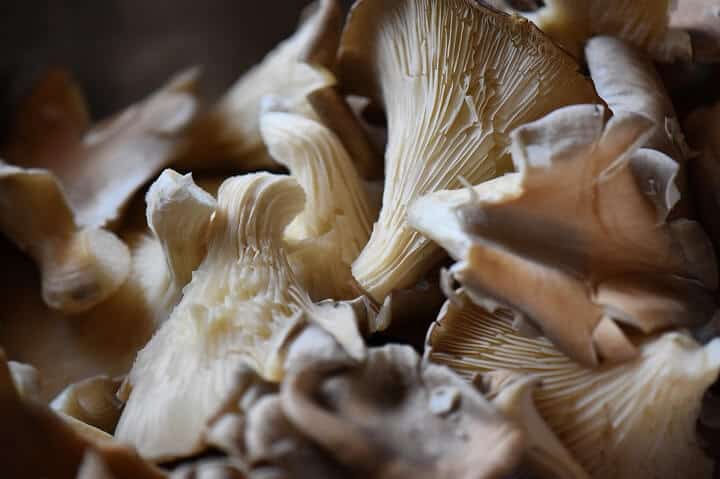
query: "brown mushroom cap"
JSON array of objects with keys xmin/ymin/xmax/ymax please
[{"xmin": 410, "ymin": 104, "xmax": 717, "ymax": 365}]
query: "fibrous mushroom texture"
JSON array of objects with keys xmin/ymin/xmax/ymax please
[
  {"xmin": 177, "ymin": 0, "xmax": 340, "ymax": 172},
  {"xmin": 115, "ymin": 173, "xmax": 366, "ymax": 461},
  {"xmin": 338, "ymin": 0, "xmax": 597, "ymax": 308},
  {"xmin": 0, "ymin": 68, "xmax": 198, "ymax": 313},
  {"xmin": 426, "ymin": 299, "xmax": 720, "ymax": 479},
  {"xmin": 500, "ymin": 0, "xmax": 692, "ymax": 61},
  {"xmin": 132, "ymin": 169, "xmax": 217, "ymax": 323},
  {"xmin": 260, "ymin": 110, "xmax": 374, "ymax": 300},
  {"xmin": 409, "ymin": 104, "xmax": 717, "ymax": 366}
]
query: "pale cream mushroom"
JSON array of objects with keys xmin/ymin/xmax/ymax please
[
  {"xmin": 8, "ymin": 360, "xmax": 42, "ymax": 401},
  {"xmin": 0, "ymin": 68, "xmax": 198, "ymax": 313},
  {"xmin": 498, "ymin": 0, "xmax": 692, "ymax": 61},
  {"xmin": 338, "ymin": 0, "xmax": 597, "ymax": 309},
  {"xmin": 131, "ymin": 170, "xmax": 217, "ymax": 323},
  {"xmin": 409, "ymin": 104, "xmax": 717, "ymax": 365},
  {"xmin": 426, "ymin": 299, "xmax": 720, "ymax": 479},
  {"xmin": 259, "ymin": 109, "xmax": 375, "ymax": 301},
  {"xmin": 115, "ymin": 173, "xmax": 366, "ymax": 461},
  {"xmin": 176, "ymin": 0, "xmax": 340, "ymax": 172}
]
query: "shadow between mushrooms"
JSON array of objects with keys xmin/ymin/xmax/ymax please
[
  {"xmin": 115, "ymin": 173, "xmax": 367, "ymax": 462},
  {"xmin": 409, "ymin": 104, "xmax": 717, "ymax": 366},
  {"xmin": 426, "ymin": 298, "xmax": 720, "ymax": 479},
  {"xmin": 338, "ymin": 0, "xmax": 597, "ymax": 309},
  {"xmin": 175, "ymin": 0, "xmax": 341, "ymax": 172},
  {"xmin": 0, "ymin": 350, "xmax": 163, "ymax": 479},
  {"xmin": 0, "ymin": 69, "xmax": 198, "ymax": 313}
]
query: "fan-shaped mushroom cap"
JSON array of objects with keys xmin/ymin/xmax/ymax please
[
  {"xmin": 338, "ymin": 0, "xmax": 597, "ymax": 308},
  {"xmin": 499, "ymin": 0, "xmax": 692, "ymax": 61},
  {"xmin": 426, "ymin": 299, "xmax": 720, "ymax": 479},
  {"xmin": 176, "ymin": 0, "xmax": 341, "ymax": 172},
  {"xmin": 260, "ymin": 110, "xmax": 375, "ymax": 300},
  {"xmin": 409, "ymin": 104, "xmax": 717, "ymax": 365},
  {"xmin": 115, "ymin": 173, "xmax": 366, "ymax": 461}
]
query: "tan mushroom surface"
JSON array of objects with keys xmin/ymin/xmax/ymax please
[
  {"xmin": 497, "ymin": 0, "xmax": 692, "ymax": 61},
  {"xmin": 426, "ymin": 298, "xmax": 720, "ymax": 479},
  {"xmin": 409, "ymin": 104, "xmax": 717, "ymax": 365},
  {"xmin": 115, "ymin": 173, "xmax": 367, "ymax": 461},
  {"xmin": 0, "ymin": 68, "xmax": 197, "ymax": 313},
  {"xmin": 339, "ymin": 0, "xmax": 597, "ymax": 309}
]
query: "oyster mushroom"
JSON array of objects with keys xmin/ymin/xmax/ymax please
[
  {"xmin": 115, "ymin": 173, "xmax": 366, "ymax": 461},
  {"xmin": 0, "ymin": 68, "xmax": 198, "ymax": 313},
  {"xmin": 338, "ymin": 0, "xmax": 597, "ymax": 308},
  {"xmin": 259, "ymin": 109, "xmax": 375, "ymax": 301},
  {"xmin": 481, "ymin": 371, "xmax": 590, "ymax": 479},
  {"xmin": 0, "ymin": 350, "xmax": 163, "ymax": 479},
  {"xmin": 280, "ymin": 344, "xmax": 525, "ymax": 479},
  {"xmin": 51, "ymin": 376, "xmax": 123, "ymax": 434},
  {"xmin": 176, "ymin": 0, "xmax": 340, "ymax": 172},
  {"xmin": 131, "ymin": 170, "xmax": 217, "ymax": 323},
  {"xmin": 8, "ymin": 360, "xmax": 41, "ymax": 401},
  {"xmin": 409, "ymin": 104, "xmax": 717, "ymax": 365},
  {"xmin": 426, "ymin": 299, "xmax": 720, "ymax": 479},
  {"xmin": 498, "ymin": 0, "xmax": 692, "ymax": 61},
  {"xmin": 586, "ymin": 35, "xmax": 692, "ymax": 216}
]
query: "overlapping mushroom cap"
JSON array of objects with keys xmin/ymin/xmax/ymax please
[
  {"xmin": 115, "ymin": 173, "xmax": 367, "ymax": 461},
  {"xmin": 0, "ymin": 69, "xmax": 198, "ymax": 313},
  {"xmin": 426, "ymin": 298, "xmax": 720, "ymax": 479},
  {"xmin": 496, "ymin": 0, "xmax": 691, "ymax": 61},
  {"xmin": 260, "ymin": 109, "xmax": 375, "ymax": 301},
  {"xmin": 338, "ymin": 0, "xmax": 597, "ymax": 309},
  {"xmin": 409, "ymin": 104, "xmax": 717, "ymax": 365}
]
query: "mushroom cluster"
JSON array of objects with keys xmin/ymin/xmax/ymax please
[{"xmin": 2, "ymin": 0, "xmax": 720, "ymax": 478}]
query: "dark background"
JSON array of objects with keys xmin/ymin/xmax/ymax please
[{"xmin": 0, "ymin": 1, "xmax": 353, "ymax": 127}]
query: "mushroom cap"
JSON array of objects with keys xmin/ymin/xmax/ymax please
[
  {"xmin": 260, "ymin": 110, "xmax": 375, "ymax": 301},
  {"xmin": 426, "ymin": 298, "xmax": 720, "ymax": 479},
  {"xmin": 115, "ymin": 174, "xmax": 366, "ymax": 461},
  {"xmin": 280, "ymin": 344, "xmax": 525, "ymax": 479},
  {"xmin": 410, "ymin": 104, "xmax": 717, "ymax": 365},
  {"xmin": 339, "ymin": 0, "xmax": 597, "ymax": 307},
  {"xmin": 671, "ymin": 0, "xmax": 720, "ymax": 62}
]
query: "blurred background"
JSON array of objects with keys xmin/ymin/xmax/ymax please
[{"xmin": 0, "ymin": 0, "xmax": 353, "ymax": 133}]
